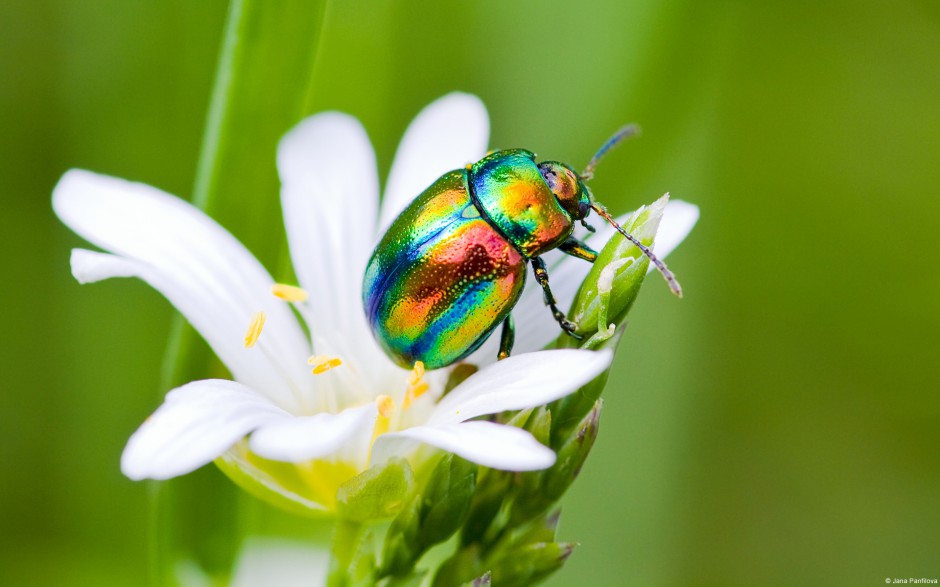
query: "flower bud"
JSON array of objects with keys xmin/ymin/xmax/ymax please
[
  {"xmin": 568, "ymin": 194, "xmax": 669, "ymax": 348},
  {"xmin": 487, "ymin": 541, "xmax": 576, "ymax": 585}
]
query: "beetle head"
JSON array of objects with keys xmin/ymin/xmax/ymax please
[{"xmin": 538, "ymin": 161, "xmax": 591, "ymax": 221}]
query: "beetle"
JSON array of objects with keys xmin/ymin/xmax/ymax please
[{"xmin": 362, "ymin": 125, "xmax": 681, "ymax": 370}]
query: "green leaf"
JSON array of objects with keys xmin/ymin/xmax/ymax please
[{"xmin": 336, "ymin": 458, "xmax": 414, "ymax": 523}]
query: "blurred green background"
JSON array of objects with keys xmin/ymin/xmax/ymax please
[{"xmin": 2, "ymin": 0, "xmax": 939, "ymax": 585}]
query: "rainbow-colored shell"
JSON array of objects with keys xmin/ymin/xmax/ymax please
[{"xmin": 363, "ymin": 149, "xmax": 583, "ymax": 369}]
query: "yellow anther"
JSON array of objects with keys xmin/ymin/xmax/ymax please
[
  {"xmin": 307, "ymin": 355, "xmax": 342, "ymax": 375},
  {"xmin": 270, "ymin": 283, "xmax": 309, "ymax": 302},
  {"xmin": 243, "ymin": 311, "xmax": 266, "ymax": 348},
  {"xmin": 369, "ymin": 395, "xmax": 396, "ymax": 462},
  {"xmin": 408, "ymin": 360, "xmax": 425, "ymax": 384},
  {"xmin": 403, "ymin": 361, "xmax": 429, "ymax": 409},
  {"xmin": 376, "ymin": 394, "xmax": 395, "ymax": 418}
]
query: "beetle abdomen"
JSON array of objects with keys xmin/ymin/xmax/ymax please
[{"xmin": 363, "ymin": 170, "xmax": 526, "ymax": 369}]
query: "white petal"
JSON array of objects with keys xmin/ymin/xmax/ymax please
[
  {"xmin": 379, "ymin": 93, "xmax": 489, "ymax": 232},
  {"xmin": 121, "ymin": 380, "xmax": 290, "ymax": 481},
  {"xmin": 54, "ymin": 171, "xmax": 312, "ymax": 411},
  {"xmin": 431, "ymin": 349, "xmax": 612, "ymax": 426},
  {"xmin": 654, "ymin": 199, "xmax": 699, "ymax": 259},
  {"xmin": 249, "ymin": 403, "xmax": 377, "ymax": 463},
  {"xmin": 378, "ymin": 421, "xmax": 555, "ymax": 471},
  {"xmin": 278, "ymin": 113, "xmax": 379, "ymax": 339},
  {"xmin": 512, "ymin": 199, "xmax": 699, "ymax": 353}
]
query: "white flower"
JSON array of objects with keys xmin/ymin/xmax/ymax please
[{"xmin": 52, "ymin": 93, "xmax": 698, "ymax": 515}]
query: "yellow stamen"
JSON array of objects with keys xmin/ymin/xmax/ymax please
[
  {"xmin": 243, "ymin": 311, "xmax": 266, "ymax": 348},
  {"xmin": 307, "ymin": 354, "xmax": 342, "ymax": 375},
  {"xmin": 376, "ymin": 394, "xmax": 395, "ymax": 419},
  {"xmin": 402, "ymin": 361, "xmax": 429, "ymax": 409},
  {"xmin": 369, "ymin": 395, "xmax": 395, "ymax": 461},
  {"xmin": 270, "ymin": 283, "xmax": 309, "ymax": 302}
]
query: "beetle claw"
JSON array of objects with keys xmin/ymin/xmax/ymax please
[{"xmin": 560, "ymin": 319, "xmax": 583, "ymax": 340}]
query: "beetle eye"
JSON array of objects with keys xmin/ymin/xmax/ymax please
[
  {"xmin": 579, "ymin": 201, "xmax": 591, "ymax": 221},
  {"xmin": 538, "ymin": 162, "xmax": 582, "ymax": 220}
]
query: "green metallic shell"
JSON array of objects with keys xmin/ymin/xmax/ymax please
[
  {"xmin": 363, "ymin": 169, "xmax": 526, "ymax": 369},
  {"xmin": 470, "ymin": 149, "xmax": 574, "ymax": 258}
]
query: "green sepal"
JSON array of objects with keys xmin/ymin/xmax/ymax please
[
  {"xmin": 543, "ymin": 402, "xmax": 602, "ymax": 502},
  {"xmin": 508, "ymin": 510, "xmax": 560, "ymax": 547},
  {"xmin": 459, "ymin": 468, "xmax": 512, "ymax": 546},
  {"xmin": 380, "ymin": 455, "xmax": 477, "ymax": 578},
  {"xmin": 548, "ymin": 358, "xmax": 612, "ymax": 448},
  {"xmin": 461, "ymin": 571, "xmax": 492, "ymax": 587},
  {"xmin": 487, "ymin": 541, "xmax": 576, "ymax": 586},
  {"xmin": 431, "ymin": 543, "xmax": 484, "ymax": 587},
  {"xmin": 511, "ymin": 402, "xmax": 601, "ymax": 526},
  {"xmin": 524, "ymin": 405, "xmax": 552, "ymax": 447},
  {"xmin": 379, "ymin": 499, "xmax": 421, "ymax": 578},
  {"xmin": 379, "ymin": 569, "xmax": 428, "ymax": 587},
  {"xmin": 566, "ymin": 194, "xmax": 669, "ymax": 347},
  {"xmin": 420, "ymin": 455, "xmax": 477, "ymax": 545},
  {"xmin": 336, "ymin": 458, "xmax": 413, "ymax": 523}
]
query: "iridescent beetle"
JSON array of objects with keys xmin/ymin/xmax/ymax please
[{"xmin": 363, "ymin": 126, "xmax": 680, "ymax": 370}]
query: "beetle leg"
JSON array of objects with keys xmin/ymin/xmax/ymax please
[
  {"xmin": 531, "ymin": 257, "xmax": 583, "ymax": 340},
  {"xmin": 497, "ymin": 315, "xmax": 515, "ymax": 360},
  {"xmin": 559, "ymin": 237, "xmax": 598, "ymax": 263}
]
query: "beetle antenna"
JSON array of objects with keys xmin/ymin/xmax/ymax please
[
  {"xmin": 581, "ymin": 124, "xmax": 640, "ymax": 181},
  {"xmin": 589, "ymin": 201, "xmax": 683, "ymax": 298}
]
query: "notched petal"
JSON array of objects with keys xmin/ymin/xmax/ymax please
[{"xmin": 121, "ymin": 380, "xmax": 289, "ymax": 481}]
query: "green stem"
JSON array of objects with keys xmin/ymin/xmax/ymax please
[
  {"xmin": 328, "ymin": 520, "xmax": 366, "ymax": 587},
  {"xmin": 148, "ymin": 0, "xmax": 330, "ymax": 584},
  {"xmin": 191, "ymin": 0, "xmax": 245, "ymax": 210}
]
